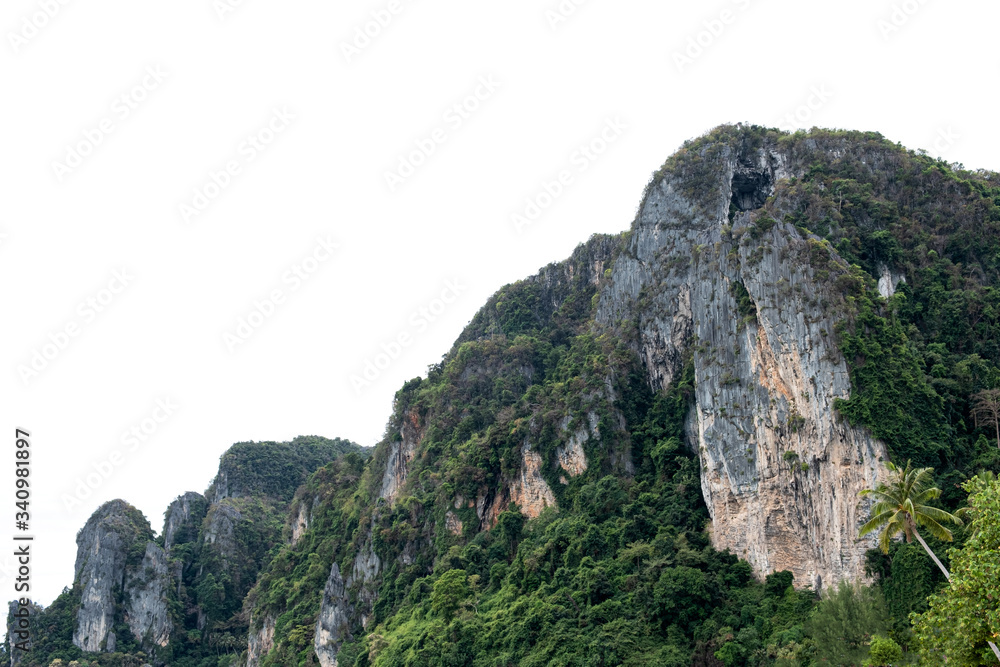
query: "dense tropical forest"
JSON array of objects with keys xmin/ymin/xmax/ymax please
[{"xmin": 6, "ymin": 126, "xmax": 1000, "ymax": 666}]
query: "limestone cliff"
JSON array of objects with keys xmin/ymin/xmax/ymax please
[
  {"xmin": 377, "ymin": 408, "xmax": 426, "ymax": 506},
  {"xmin": 6, "ymin": 599, "xmax": 43, "ymax": 666},
  {"xmin": 124, "ymin": 542, "xmax": 172, "ymax": 649},
  {"xmin": 72, "ymin": 500, "xmax": 161, "ymax": 653},
  {"xmin": 202, "ymin": 501, "xmax": 241, "ymax": 552},
  {"xmin": 289, "ymin": 497, "xmax": 313, "ymax": 545},
  {"xmin": 556, "ymin": 412, "xmax": 598, "ymax": 478},
  {"xmin": 163, "ymin": 491, "xmax": 207, "ymax": 551},
  {"xmin": 596, "ymin": 131, "xmax": 890, "ymax": 586},
  {"xmin": 314, "ymin": 529, "xmax": 382, "ymax": 667},
  {"xmin": 245, "ymin": 611, "xmax": 276, "ymax": 667},
  {"xmin": 469, "ymin": 437, "xmax": 559, "ymax": 529}
]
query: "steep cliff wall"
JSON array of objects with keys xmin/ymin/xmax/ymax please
[
  {"xmin": 290, "ymin": 497, "xmax": 312, "ymax": 545},
  {"xmin": 596, "ymin": 132, "xmax": 888, "ymax": 586},
  {"xmin": 6, "ymin": 599, "xmax": 43, "ymax": 666},
  {"xmin": 378, "ymin": 409, "xmax": 423, "ymax": 505},
  {"xmin": 245, "ymin": 611, "xmax": 276, "ymax": 667},
  {"xmin": 124, "ymin": 542, "xmax": 172, "ymax": 649},
  {"xmin": 314, "ymin": 527, "xmax": 382, "ymax": 666},
  {"xmin": 72, "ymin": 500, "xmax": 157, "ymax": 653},
  {"xmin": 163, "ymin": 491, "xmax": 207, "ymax": 551}
]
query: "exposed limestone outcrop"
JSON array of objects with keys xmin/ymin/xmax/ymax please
[
  {"xmin": 314, "ymin": 563, "xmax": 348, "ymax": 667},
  {"xmin": 314, "ymin": 529, "xmax": 382, "ymax": 667},
  {"xmin": 199, "ymin": 500, "xmax": 252, "ymax": 593},
  {"xmin": 351, "ymin": 536, "xmax": 382, "ymax": 630},
  {"xmin": 877, "ymin": 263, "xmax": 906, "ymax": 299},
  {"xmin": 445, "ymin": 511, "xmax": 464, "ymax": 535},
  {"xmin": 291, "ymin": 499, "xmax": 312, "ymax": 545},
  {"xmin": 203, "ymin": 501, "xmax": 242, "ymax": 551},
  {"xmin": 246, "ymin": 612, "xmax": 276, "ymax": 667},
  {"xmin": 163, "ymin": 491, "xmax": 207, "ymax": 551},
  {"xmin": 597, "ymin": 136, "xmax": 888, "ymax": 587},
  {"xmin": 509, "ymin": 440, "xmax": 557, "ymax": 519},
  {"xmin": 379, "ymin": 410, "xmax": 423, "ymax": 504},
  {"xmin": 211, "ymin": 468, "xmax": 231, "ymax": 504},
  {"xmin": 125, "ymin": 542, "xmax": 171, "ymax": 649},
  {"xmin": 475, "ymin": 489, "xmax": 499, "ymax": 529},
  {"xmin": 7, "ymin": 599, "xmax": 43, "ymax": 665},
  {"xmin": 556, "ymin": 412, "xmax": 598, "ymax": 477},
  {"xmin": 72, "ymin": 500, "xmax": 157, "ymax": 653},
  {"xmin": 472, "ymin": 437, "xmax": 561, "ymax": 530}
]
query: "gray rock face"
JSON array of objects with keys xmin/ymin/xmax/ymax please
[
  {"xmin": 212, "ymin": 469, "xmax": 231, "ymax": 504},
  {"xmin": 379, "ymin": 409, "xmax": 423, "ymax": 504},
  {"xmin": 72, "ymin": 500, "xmax": 155, "ymax": 653},
  {"xmin": 314, "ymin": 564, "xmax": 348, "ymax": 667},
  {"xmin": 197, "ymin": 500, "xmax": 246, "ymax": 595},
  {"xmin": 596, "ymin": 135, "xmax": 887, "ymax": 587},
  {"xmin": 163, "ymin": 491, "xmax": 206, "ymax": 551},
  {"xmin": 314, "ymin": 528, "xmax": 382, "ymax": 667},
  {"xmin": 876, "ymin": 263, "xmax": 906, "ymax": 299},
  {"xmin": 7, "ymin": 599, "xmax": 43, "ymax": 666},
  {"xmin": 556, "ymin": 412, "xmax": 598, "ymax": 477},
  {"xmin": 203, "ymin": 501, "xmax": 242, "ymax": 552},
  {"xmin": 290, "ymin": 499, "xmax": 311, "ymax": 546},
  {"xmin": 245, "ymin": 612, "xmax": 277, "ymax": 667},
  {"xmin": 125, "ymin": 542, "xmax": 172, "ymax": 649}
]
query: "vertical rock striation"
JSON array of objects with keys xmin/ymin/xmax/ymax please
[
  {"xmin": 290, "ymin": 498, "xmax": 312, "ymax": 545},
  {"xmin": 314, "ymin": 531, "xmax": 382, "ymax": 667},
  {"xmin": 245, "ymin": 612, "xmax": 276, "ymax": 667},
  {"xmin": 124, "ymin": 542, "xmax": 172, "ymax": 649},
  {"xmin": 508, "ymin": 440, "xmax": 557, "ymax": 519},
  {"xmin": 379, "ymin": 409, "xmax": 423, "ymax": 504}
]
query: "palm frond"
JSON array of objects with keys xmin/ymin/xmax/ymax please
[
  {"xmin": 868, "ymin": 499, "xmax": 903, "ymax": 516},
  {"xmin": 916, "ymin": 505, "xmax": 963, "ymax": 526},
  {"xmin": 863, "ymin": 488, "xmax": 903, "ymax": 506},
  {"xmin": 879, "ymin": 519, "xmax": 904, "ymax": 553},
  {"xmin": 911, "ymin": 466, "xmax": 936, "ymax": 489},
  {"xmin": 861, "ymin": 459, "xmax": 957, "ymax": 553},
  {"xmin": 911, "ymin": 487, "xmax": 942, "ymax": 505},
  {"xmin": 916, "ymin": 515, "xmax": 955, "ymax": 543},
  {"xmin": 859, "ymin": 509, "xmax": 899, "ymax": 537}
]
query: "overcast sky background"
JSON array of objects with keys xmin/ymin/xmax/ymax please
[{"xmin": 2, "ymin": 0, "xmax": 998, "ymax": 606}]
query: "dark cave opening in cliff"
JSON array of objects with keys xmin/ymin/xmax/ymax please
[{"xmin": 730, "ymin": 166, "xmax": 773, "ymax": 211}]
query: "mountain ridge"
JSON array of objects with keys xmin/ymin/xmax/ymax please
[{"xmin": 8, "ymin": 124, "xmax": 1000, "ymax": 667}]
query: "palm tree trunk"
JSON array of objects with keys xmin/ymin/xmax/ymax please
[
  {"xmin": 913, "ymin": 528, "xmax": 1000, "ymax": 662},
  {"xmin": 912, "ymin": 528, "xmax": 951, "ymax": 579}
]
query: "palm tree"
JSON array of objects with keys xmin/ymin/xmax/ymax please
[
  {"xmin": 860, "ymin": 462, "xmax": 1000, "ymax": 662},
  {"xmin": 859, "ymin": 460, "xmax": 962, "ymax": 579}
]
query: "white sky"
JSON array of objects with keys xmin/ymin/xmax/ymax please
[{"xmin": 2, "ymin": 0, "xmax": 997, "ymax": 607}]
